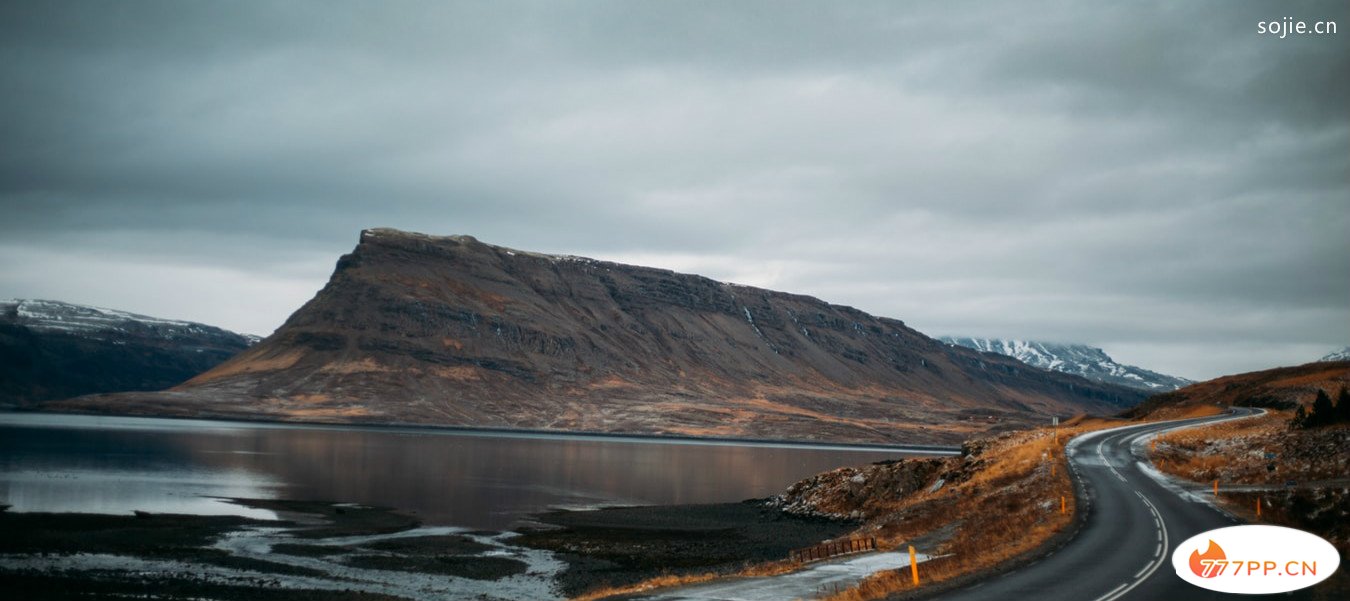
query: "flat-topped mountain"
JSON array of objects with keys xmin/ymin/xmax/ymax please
[
  {"xmin": 1, "ymin": 299, "xmax": 258, "ymax": 407},
  {"xmin": 48, "ymin": 229, "xmax": 1146, "ymax": 444},
  {"xmin": 939, "ymin": 337, "xmax": 1191, "ymax": 392}
]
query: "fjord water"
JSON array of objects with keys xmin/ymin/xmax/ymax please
[{"xmin": 0, "ymin": 413, "xmax": 914, "ymax": 529}]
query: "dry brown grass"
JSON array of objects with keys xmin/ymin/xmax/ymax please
[
  {"xmin": 1150, "ymin": 410, "xmax": 1287, "ymax": 483},
  {"xmin": 822, "ymin": 412, "xmax": 1242, "ymax": 601},
  {"xmin": 568, "ymin": 572, "xmax": 720, "ymax": 601},
  {"xmin": 182, "ymin": 348, "xmax": 306, "ymax": 384},
  {"xmin": 1141, "ymin": 403, "xmax": 1227, "ymax": 421},
  {"xmin": 427, "ymin": 365, "xmax": 487, "ymax": 381},
  {"xmin": 811, "ymin": 423, "xmax": 1102, "ymax": 601},
  {"xmin": 576, "ymin": 415, "xmax": 1216, "ymax": 601},
  {"xmin": 318, "ymin": 358, "xmax": 392, "ymax": 374},
  {"xmin": 567, "ymin": 560, "xmax": 803, "ymax": 601},
  {"xmin": 1144, "ymin": 410, "xmax": 1350, "ymax": 598},
  {"xmin": 1150, "ymin": 408, "xmax": 1348, "ymax": 485}
]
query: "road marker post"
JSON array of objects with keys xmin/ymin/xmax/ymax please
[
  {"xmin": 1213, "ymin": 479, "xmax": 1219, "ymax": 497},
  {"xmin": 1061, "ymin": 495, "xmax": 1066, "ymax": 514},
  {"xmin": 909, "ymin": 545, "xmax": 919, "ymax": 586},
  {"xmin": 1256, "ymin": 497, "xmax": 1261, "ymax": 518}
]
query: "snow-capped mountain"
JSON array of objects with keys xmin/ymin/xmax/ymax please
[
  {"xmin": 1320, "ymin": 347, "xmax": 1350, "ymax": 362},
  {"xmin": 939, "ymin": 337, "xmax": 1191, "ymax": 393},
  {"xmin": 1, "ymin": 299, "xmax": 259, "ymax": 406},
  {"xmin": 3, "ymin": 299, "xmax": 261, "ymax": 343}
]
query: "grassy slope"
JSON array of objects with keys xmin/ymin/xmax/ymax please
[
  {"xmin": 1149, "ymin": 411, "xmax": 1348, "ymax": 599},
  {"xmin": 578, "ymin": 418, "xmax": 1119, "ymax": 601}
]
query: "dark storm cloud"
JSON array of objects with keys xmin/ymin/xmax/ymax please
[{"xmin": 2, "ymin": 0, "xmax": 1346, "ymax": 379}]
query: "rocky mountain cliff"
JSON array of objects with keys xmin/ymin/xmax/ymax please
[
  {"xmin": 1, "ymin": 299, "xmax": 258, "ymax": 407},
  {"xmin": 939, "ymin": 337, "xmax": 1191, "ymax": 392},
  {"xmin": 48, "ymin": 229, "xmax": 1147, "ymax": 444}
]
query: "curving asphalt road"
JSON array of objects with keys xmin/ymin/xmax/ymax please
[{"xmin": 933, "ymin": 407, "xmax": 1323, "ymax": 601}]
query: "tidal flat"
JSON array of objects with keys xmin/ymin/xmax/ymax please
[{"xmin": 0, "ymin": 497, "xmax": 855, "ymax": 601}]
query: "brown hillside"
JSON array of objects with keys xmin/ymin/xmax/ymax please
[
  {"xmin": 1125, "ymin": 360, "xmax": 1350, "ymax": 419},
  {"xmin": 48, "ymin": 229, "xmax": 1145, "ymax": 444}
]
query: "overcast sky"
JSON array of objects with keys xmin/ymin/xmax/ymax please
[{"xmin": 2, "ymin": 1, "xmax": 1346, "ymax": 381}]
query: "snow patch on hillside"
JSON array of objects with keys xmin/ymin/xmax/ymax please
[
  {"xmin": 1319, "ymin": 346, "xmax": 1350, "ymax": 362},
  {"xmin": 939, "ymin": 336, "xmax": 1191, "ymax": 392},
  {"xmin": 1, "ymin": 299, "xmax": 260, "ymax": 343}
]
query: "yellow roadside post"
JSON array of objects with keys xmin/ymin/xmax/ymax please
[
  {"xmin": 1213, "ymin": 479, "xmax": 1219, "ymax": 497},
  {"xmin": 909, "ymin": 545, "xmax": 919, "ymax": 586},
  {"xmin": 1256, "ymin": 497, "xmax": 1262, "ymax": 518},
  {"xmin": 1061, "ymin": 495, "xmax": 1066, "ymax": 514}
]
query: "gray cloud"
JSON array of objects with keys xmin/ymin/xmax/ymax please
[{"xmin": 2, "ymin": 0, "xmax": 1347, "ymax": 380}]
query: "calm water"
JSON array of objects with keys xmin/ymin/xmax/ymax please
[{"xmin": 0, "ymin": 413, "xmax": 933, "ymax": 529}]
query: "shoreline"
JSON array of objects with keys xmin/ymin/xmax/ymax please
[
  {"xmin": 512, "ymin": 499, "xmax": 858, "ymax": 598},
  {"xmin": 0, "ymin": 408, "xmax": 963, "ymax": 454},
  {"xmin": 0, "ymin": 496, "xmax": 858, "ymax": 601}
]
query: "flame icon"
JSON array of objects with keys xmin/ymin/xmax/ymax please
[{"xmin": 1189, "ymin": 540, "xmax": 1227, "ymax": 578}]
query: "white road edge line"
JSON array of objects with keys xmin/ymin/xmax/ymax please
[
  {"xmin": 1098, "ymin": 478, "xmax": 1171, "ymax": 601},
  {"xmin": 1092, "ymin": 582, "xmax": 1129, "ymax": 601},
  {"xmin": 1092, "ymin": 427, "xmax": 1180, "ymax": 601},
  {"xmin": 1071, "ymin": 411, "xmax": 1246, "ymax": 601}
]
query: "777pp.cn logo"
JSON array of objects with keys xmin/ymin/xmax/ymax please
[{"xmin": 1174, "ymin": 526, "xmax": 1339, "ymax": 593}]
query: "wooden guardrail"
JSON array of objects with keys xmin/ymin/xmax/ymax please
[{"xmin": 789, "ymin": 537, "xmax": 876, "ymax": 563}]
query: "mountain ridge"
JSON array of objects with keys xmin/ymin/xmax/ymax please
[
  {"xmin": 939, "ymin": 337, "xmax": 1191, "ymax": 392},
  {"xmin": 1124, "ymin": 359, "xmax": 1350, "ymax": 418},
  {"xmin": 1, "ymin": 299, "xmax": 258, "ymax": 406},
  {"xmin": 1320, "ymin": 346, "xmax": 1350, "ymax": 362},
  {"xmin": 45, "ymin": 229, "xmax": 1147, "ymax": 444}
]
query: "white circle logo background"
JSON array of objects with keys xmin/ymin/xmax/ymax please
[{"xmin": 1172, "ymin": 525, "xmax": 1340, "ymax": 594}]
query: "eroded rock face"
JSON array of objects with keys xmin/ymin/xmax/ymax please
[{"xmin": 49, "ymin": 229, "xmax": 1146, "ymax": 444}]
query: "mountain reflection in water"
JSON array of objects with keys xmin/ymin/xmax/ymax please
[{"xmin": 0, "ymin": 413, "xmax": 917, "ymax": 529}]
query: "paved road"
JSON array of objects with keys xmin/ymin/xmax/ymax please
[{"xmin": 934, "ymin": 407, "xmax": 1323, "ymax": 601}]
